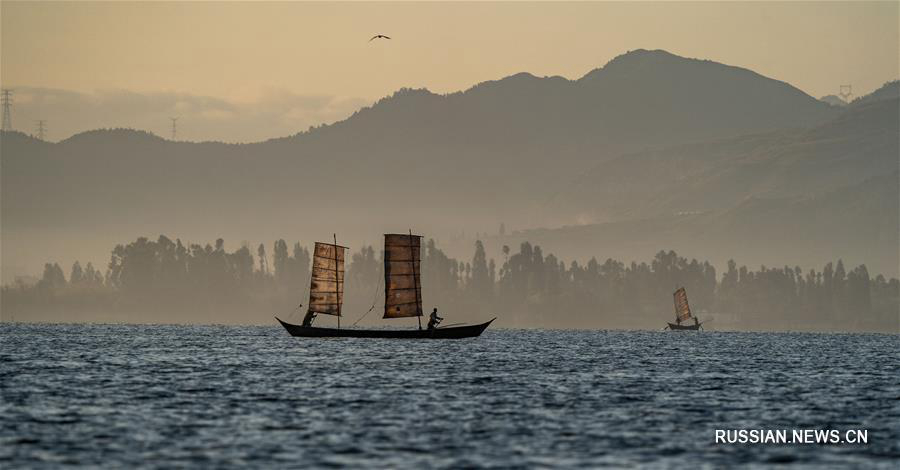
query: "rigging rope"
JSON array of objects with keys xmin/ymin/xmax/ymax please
[
  {"xmin": 282, "ymin": 301, "xmax": 304, "ymax": 322},
  {"xmin": 351, "ymin": 266, "xmax": 383, "ymax": 327},
  {"xmin": 351, "ymin": 303, "xmax": 377, "ymax": 327},
  {"xmin": 285, "ymin": 276, "xmax": 312, "ymax": 322}
]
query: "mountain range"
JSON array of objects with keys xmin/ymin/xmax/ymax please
[{"xmin": 1, "ymin": 49, "xmax": 897, "ymax": 281}]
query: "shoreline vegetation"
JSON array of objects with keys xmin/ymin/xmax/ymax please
[{"xmin": 2, "ymin": 235, "xmax": 897, "ymax": 332}]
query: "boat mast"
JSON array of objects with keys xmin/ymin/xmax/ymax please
[
  {"xmin": 334, "ymin": 233, "xmax": 341, "ymax": 329},
  {"xmin": 410, "ymin": 229, "xmax": 422, "ymax": 330}
]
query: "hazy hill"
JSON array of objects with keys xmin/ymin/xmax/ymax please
[
  {"xmin": 550, "ymin": 97, "xmax": 899, "ymax": 223},
  {"xmin": 0, "ymin": 49, "xmax": 869, "ymax": 281},
  {"xmin": 820, "ymin": 95, "xmax": 847, "ymax": 107},
  {"xmin": 507, "ymin": 98, "xmax": 899, "ymax": 276},
  {"xmin": 850, "ymin": 80, "xmax": 899, "ymax": 107},
  {"xmin": 479, "ymin": 167, "xmax": 898, "ymax": 279}
]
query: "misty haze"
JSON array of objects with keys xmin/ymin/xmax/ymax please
[
  {"xmin": 3, "ymin": 47, "xmax": 898, "ymax": 332},
  {"xmin": 2, "ymin": 2, "xmax": 900, "ymax": 469}
]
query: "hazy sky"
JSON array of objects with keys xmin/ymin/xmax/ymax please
[{"xmin": 2, "ymin": 1, "xmax": 897, "ymax": 142}]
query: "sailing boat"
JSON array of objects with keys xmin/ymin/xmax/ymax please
[
  {"xmin": 276, "ymin": 233, "xmax": 495, "ymax": 339},
  {"xmin": 665, "ymin": 287, "xmax": 702, "ymax": 331}
]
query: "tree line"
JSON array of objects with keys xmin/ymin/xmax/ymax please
[{"xmin": 1, "ymin": 235, "xmax": 896, "ymax": 331}]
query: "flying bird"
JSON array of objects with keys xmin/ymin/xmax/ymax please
[{"xmin": 369, "ymin": 34, "xmax": 391, "ymax": 42}]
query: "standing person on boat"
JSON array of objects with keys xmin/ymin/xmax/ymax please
[
  {"xmin": 301, "ymin": 310, "xmax": 317, "ymax": 327},
  {"xmin": 427, "ymin": 308, "xmax": 443, "ymax": 330}
]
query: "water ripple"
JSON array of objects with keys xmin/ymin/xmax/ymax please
[{"xmin": 1, "ymin": 324, "xmax": 898, "ymax": 468}]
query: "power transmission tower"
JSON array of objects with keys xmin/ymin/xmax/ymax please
[
  {"xmin": 35, "ymin": 120, "xmax": 47, "ymax": 141},
  {"xmin": 170, "ymin": 117, "xmax": 178, "ymax": 140},
  {"xmin": 838, "ymin": 84, "xmax": 853, "ymax": 102},
  {"xmin": 1, "ymin": 89, "xmax": 12, "ymax": 131}
]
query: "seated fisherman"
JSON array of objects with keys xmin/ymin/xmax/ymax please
[
  {"xmin": 427, "ymin": 307, "xmax": 443, "ymax": 330},
  {"xmin": 301, "ymin": 310, "xmax": 317, "ymax": 327}
]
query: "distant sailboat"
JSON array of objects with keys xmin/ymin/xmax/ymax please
[
  {"xmin": 276, "ymin": 232, "xmax": 494, "ymax": 339},
  {"xmin": 665, "ymin": 287, "xmax": 702, "ymax": 331}
]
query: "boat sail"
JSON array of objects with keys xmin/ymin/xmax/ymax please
[
  {"xmin": 674, "ymin": 287, "xmax": 691, "ymax": 323},
  {"xmin": 306, "ymin": 240, "xmax": 346, "ymax": 322},
  {"xmin": 666, "ymin": 287, "xmax": 702, "ymax": 331},
  {"xmin": 276, "ymin": 232, "xmax": 494, "ymax": 339},
  {"xmin": 383, "ymin": 233, "xmax": 423, "ymax": 320}
]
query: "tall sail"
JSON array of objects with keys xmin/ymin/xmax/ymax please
[
  {"xmin": 383, "ymin": 233, "xmax": 423, "ymax": 318},
  {"xmin": 308, "ymin": 242, "xmax": 346, "ymax": 317},
  {"xmin": 673, "ymin": 287, "xmax": 692, "ymax": 322}
]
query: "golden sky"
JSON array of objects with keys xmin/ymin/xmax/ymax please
[{"xmin": 1, "ymin": 1, "xmax": 897, "ymax": 141}]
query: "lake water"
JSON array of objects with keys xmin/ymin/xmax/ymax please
[{"xmin": 1, "ymin": 324, "xmax": 898, "ymax": 468}]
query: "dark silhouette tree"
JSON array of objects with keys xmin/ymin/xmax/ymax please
[
  {"xmin": 273, "ymin": 239, "xmax": 289, "ymax": 284},
  {"xmin": 70, "ymin": 261, "xmax": 84, "ymax": 285},
  {"xmin": 257, "ymin": 243, "xmax": 269, "ymax": 277}
]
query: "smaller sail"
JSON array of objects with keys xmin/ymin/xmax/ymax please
[
  {"xmin": 308, "ymin": 242, "xmax": 346, "ymax": 317},
  {"xmin": 673, "ymin": 287, "xmax": 692, "ymax": 322}
]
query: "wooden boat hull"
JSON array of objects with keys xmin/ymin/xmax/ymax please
[
  {"xmin": 276, "ymin": 317, "xmax": 495, "ymax": 339},
  {"xmin": 667, "ymin": 322, "xmax": 701, "ymax": 331}
]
